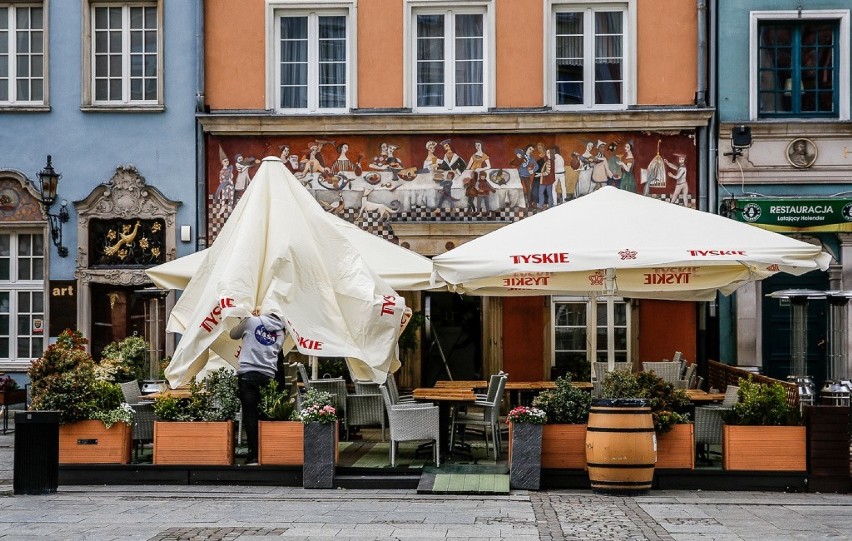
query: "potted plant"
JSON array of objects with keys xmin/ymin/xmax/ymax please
[
  {"xmin": 152, "ymin": 368, "xmax": 239, "ymax": 465},
  {"xmin": 720, "ymin": 377, "xmax": 805, "ymax": 471},
  {"xmin": 587, "ymin": 369, "xmax": 656, "ymax": 494},
  {"xmin": 635, "ymin": 371, "xmax": 694, "ymax": 469},
  {"xmin": 292, "ymin": 388, "xmax": 338, "ymax": 488},
  {"xmin": 28, "ymin": 330, "xmax": 133, "ymax": 464},
  {"xmin": 94, "ymin": 335, "xmax": 149, "ymax": 384},
  {"xmin": 257, "ymin": 380, "xmax": 300, "ymax": 465},
  {"xmin": 506, "ymin": 405, "xmax": 546, "ymax": 490},
  {"xmin": 0, "ymin": 374, "xmax": 26, "ymax": 409},
  {"xmin": 530, "ymin": 375, "xmax": 591, "ymax": 469}
]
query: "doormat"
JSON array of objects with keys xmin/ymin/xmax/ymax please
[{"xmin": 417, "ymin": 466, "xmax": 510, "ymax": 495}]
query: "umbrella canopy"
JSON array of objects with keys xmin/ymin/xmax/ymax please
[
  {"xmin": 432, "ymin": 187, "xmax": 831, "ymax": 301},
  {"xmin": 147, "ymin": 220, "xmax": 441, "ymax": 292},
  {"xmin": 164, "ymin": 157, "xmax": 408, "ymax": 388}
]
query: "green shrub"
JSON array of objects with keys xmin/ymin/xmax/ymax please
[
  {"xmin": 600, "ymin": 369, "xmax": 691, "ymax": 434},
  {"xmin": 153, "ymin": 395, "xmax": 186, "ymax": 421},
  {"xmin": 721, "ymin": 377, "xmax": 801, "ymax": 426},
  {"xmin": 28, "ymin": 330, "xmax": 98, "ymax": 424},
  {"xmin": 153, "ymin": 368, "xmax": 239, "ymax": 422},
  {"xmin": 259, "ymin": 380, "xmax": 296, "ymax": 421},
  {"xmin": 96, "ymin": 335, "xmax": 149, "ymax": 383},
  {"xmin": 298, "ymin": 388, "xmax": 334, "ymax": 411},
  {"xmin": 531, "ymin": 375, "xmax": 591, "ymax": 424},
  {"xmin": 600, "ymin": 369, "xmax": 642, "ymax": 399}
]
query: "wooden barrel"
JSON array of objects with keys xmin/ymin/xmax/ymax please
[{"xmin": 585, "ymin": 398, "xmax": 656, "ymax": 494}]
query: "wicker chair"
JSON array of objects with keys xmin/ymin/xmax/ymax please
[
  {"xmin": 449, "ymin": 374, "xmax": 507, "ymax": 460},
  {"xmin": 379, "ymin": 386, "xmax": 440, "ymax": 467},
  {"xmin": 346, "ymin": 393, "xmax": 385, "ymax": 440},
  {"xmin": 296, "ymin": 363, "xmax": 311, "ymax": 390},
  {"xmin": 385, "ymin": 373, "xmax": 417, "ymax": 405},
  {"xmin": 354, "ymin": 381, "xmax": 380, "ymax": 395},
  {"xmin": 694, "ymin": 385, "xmax": 740, "ymax": 461},
  {"xmin": 119, "ymin": 381, "xmax": 154, "ymax": 459},
  {"xmin": 592, "ymin": 362, "xmax": 632, "ymax": 397},
  {"xmin": 642, "ymin": 361, "xmax": 683, "ymax": 384}
]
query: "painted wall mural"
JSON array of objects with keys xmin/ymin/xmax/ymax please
[{"xmin": 207, "ymin": 132, "xmax": 697, "ymax": 243}]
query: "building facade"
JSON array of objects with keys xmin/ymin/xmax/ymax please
[
  {"xmin": 0, "ymin": 1, "xmax": 200, "ymax": 380},
  {"xmin": 715, "ymin": 1, "xmax": 851, "ymax": 384},
  {"xmin": 200, "ymin": 0, "xmax": 712, "ymax": 387}
]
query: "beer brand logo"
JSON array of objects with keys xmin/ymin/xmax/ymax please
[
  {"xmin": 618, "ymin": 249, "xmax": 637, "ymax": 260},
  {"xmin": 842, "ymin": 203, "xmax": 852, "ymax": 222},
  {"xmin": 588, "ymin": 271, "xmax": 604, "ymax": 286},
  {"xmin": 741, "ymin": 203, "xmax": 761, "ymax": 222}
]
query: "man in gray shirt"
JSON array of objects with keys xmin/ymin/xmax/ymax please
[{"xmin": 230, "ymin": 311, "xmax": 286, "ymax": 464}]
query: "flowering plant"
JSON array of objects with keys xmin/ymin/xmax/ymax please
[
  {"xmin": 0, "ymin": 375, "xmax": 19, "ymax": 392},
  {"xmin": 293, "ymin": 404, "xmax": 338, "ymax": 424},
  {"xmin": 506, "ymin": 405, "xmax": 546, "ymax": 425},
  {"xmin": 93, "ymin": 402, "xmax": 135, "ymax": 429}
]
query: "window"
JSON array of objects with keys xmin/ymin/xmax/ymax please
[
  {"xmin": 552, "ymin": 298, "xmax": 629, "ymax": 380},
  {"xmin": 274, "ymin": 9, "xmax": 349, "ymax": 112},
  {"xmin": 0, "ymin": 231, "xmax": 45, "ymax": 368},
  {"xmin": 0, "ymin": 3, "xmax": 45, "ymax": 105},
  {"xmin": 552, "ymin": 5, "xmax": 629, "ymax": 109},
  {"xmin": 750, "ymin": 11, "xmax": 849, "ymax": 120},
  {"xmin": 84, "ymin": 1, "xmax": 162, "ymax": 108},
  {"xmin": 412, "ymin": 7, "xmax": 488, "ymax": 112}
]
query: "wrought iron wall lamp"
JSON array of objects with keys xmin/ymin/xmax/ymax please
[{"xmin": 37, "ymin": 155, "xmax": 69, "ymax": 257}]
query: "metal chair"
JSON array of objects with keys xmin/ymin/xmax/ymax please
[
  {"xmin": 119, "ymin": 381, "xmax": 154, "ymax": 460},
  {"xmin": 379, "ymin": 386, "xmax": 440, "ymax": 467},
  {"xmin": 642, "ymin": 361, "xmax": 683, "ymax": 384},
  {"xmin": 449, "ymin": 374, "xmax": 507, "ymax": 460}
]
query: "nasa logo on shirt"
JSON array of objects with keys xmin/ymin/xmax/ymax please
[{"xmin": 254, "ymin": 325, "xmax": 278, "ymax": 346}]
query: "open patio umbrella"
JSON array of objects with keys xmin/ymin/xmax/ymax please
[
  {"xmin": 163, "ymin": 157, "xmax": 409, "ymax": 388},
  {"xmin": 432, "ymin": 187, "xmax": 832, "ymax": 368}
]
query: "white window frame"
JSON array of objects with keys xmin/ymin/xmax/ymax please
[
  {"xmin": 551, "ymin": 296, "xmax": 631, "ymax": 374},
  {"xmin": 0, "ymin": 229, "xmax": 46, "ymax": 371},
  {"xmin": 546, "ymin": 0, "xmax": 635, "ymax": 111},
  {"xmin": 266, "ymin": 0, "xmax": 356, "ymax": 114},
  {"xmin": 0, "ymin": 1, "xmax": 49, "ymax": 108},
  {"xmin": 405, "ymin": 1, "xmax": 494, "ymax": 113},
  {"xmin": 81, "ymin": 0, "xmax": 163, "ymax": 110},
  {"xmin": 748, "ymin": 10, "xmax": 850, "ymax": 121}
]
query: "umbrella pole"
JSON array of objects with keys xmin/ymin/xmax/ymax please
[
  {"xmin": 311, "ymin": 355, "xmax": 319, "ymax": 380},
  {"xmin": 605, "ymin": 269, "xmax": 616, "ymax": 372}
]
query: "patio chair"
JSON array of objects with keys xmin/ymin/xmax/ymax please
[
  {"xmin": 379, "ymin": 386, "xmax": 440, "ymax": 467},
  {"xmin": 680, "ymin": 364, "xmax": 697, "ymax": 389},
  {"xmin": 642, "ymin": 361, "xmax": 683, "ymax": 384},
  {"xmin": 354, "ymin": 381, "xmax": 380, "ymax": 395},
  {"xmin": 119, "ymin": 381, "xmax": 154, "ymax": 459},
  {"xmin": 386, "ymin": 373, "xmax": 417, "ymax": 404},
  {"xmin": 449, "ymin": 373, "xmax": 507, "ymax": 460},
  {"xmin": 592, "ymin": 362, "xmax": 632, "ymax": 397},
  {"xmin": 694, "ymin": 385, "xmax": 739, "ymax": 461},
  {"xmin": 346, "ymin": 392, "xmax": 385, "ymax": 440},
  {"xmin": 309, "ymin": 378, "xmax": 348, "ymax": 434},
  {"xmin": 296, "ymin": 363, "xmax": 311, "ymax": 390}
]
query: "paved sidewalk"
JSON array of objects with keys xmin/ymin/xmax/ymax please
[{"xmin": 2, "ymin": 424, "xmax": 852, "ymax": 540}]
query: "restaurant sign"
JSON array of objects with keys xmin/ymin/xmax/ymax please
[{"xmin": 732, "ymin": 197, "xmax": 852, "ymax": 233}]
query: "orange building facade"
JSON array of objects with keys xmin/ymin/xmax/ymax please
[{"xmin": 199, "ymin": 0, "xmax": 712, "ymax": 387}]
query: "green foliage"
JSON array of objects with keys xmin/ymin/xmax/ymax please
[
  {"xmin": 600, "ymin": 369, "xmax": 642, "ymax": 399},
  {"xmin": 158, "ymin": 356, "xmax": 172, "ymax": 379},
  {"xmin": 398, "ymin": 311, "xmax": 426, "ymax": 355},
  {"xmin": 259, "ymin": 380, "xmax": 296, "ymax": 421},
  {"xmin": 96, "ymin": 335, "xmax": 149, "ymax": 383},
  {"xmin": 299, "ymin": 388, "xmax": 334, "ymax": 411},
  {"xmin": 92, "ymin": 403, "xmax": 134, "ymax": 429},
  {"xmin": 531, "ymin": 375, "xmax": 591, "ymax": 424},
  {"xmin": 28, "ymin": 330, "xmax": 99, "ymax": 424},
  {"xmin": 153, "ymin": 368, "xmax": 240, "ymax": 422},
  {"xmin": 721, "ymin": 377, "xmax": 801, "ymax": 426},
  {"xmin": 600, "ymin": 369, "xmax": 691, "ymax": 434}
]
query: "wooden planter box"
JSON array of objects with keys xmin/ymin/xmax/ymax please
[
  {"xmin": 0, "ymin": 389, "xmax": 26, "ymax": 405},
  {"xmin": 655, "ymin": 423, "xmax": 694, "ymax": 469},
  {"xmin": 59, "ymin": 420, "xmax": 131, "ymax": 464},
  {"xmin": 541, "ymin": 424, "xmax": 587, "ymax": 469},
  {"xmin": 259, "ymin": 421, "xmax": 304, "ymax": 466},
  {"xmin": 153, "ymin": 421, "xmax": 234, "ymax": 465},
  {"xmin": 723, "ymin": 425, "xmax": 806, "ymax": 471}
]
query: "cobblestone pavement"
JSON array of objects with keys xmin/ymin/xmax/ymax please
[{"xmin": 3, "ymin": 424, "xmax": 852, "ymax": 540}]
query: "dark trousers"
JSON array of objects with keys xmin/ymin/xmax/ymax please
[{"xmin": 238, "ymin": 371, "xmax": 272, "ymax": 461}]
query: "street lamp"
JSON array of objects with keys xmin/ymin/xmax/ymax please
[{"xmin": 37, "ymin": 155, "xmax": 69, "ymax": 257}]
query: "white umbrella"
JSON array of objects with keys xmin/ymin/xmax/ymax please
[
  {"xmin": 432, "ymin": 187, "xmax": 832, "ymax": 368},
  {"xmin": 163, "ymin": 157, "xmax": 408, "ymax": 388}
]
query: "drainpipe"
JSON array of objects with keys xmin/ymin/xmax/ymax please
[{"xmin": 195, "ymin": 0, "xmax": 207, "ymax": 251}]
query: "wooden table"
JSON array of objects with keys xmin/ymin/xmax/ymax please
[
  {"xmin": 433, "ymin": 380, "xmax": 593, "ymax": 391},
  {"xmin": 142, "ymin": 386, "xmax": 192, "ymax": 400},
  {"xmin": 412, "ymin": 388, "xmax": 477, "ymax": 456},
  {"xmin": 685, "ymin": 389, "xmax": 726, "ymax": 403}
]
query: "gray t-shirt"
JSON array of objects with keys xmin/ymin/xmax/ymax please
[{"xmin": 229, "ymin": 314, "xmax": 286, "ymax": 377}]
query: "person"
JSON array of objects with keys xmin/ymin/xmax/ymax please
[
  {"xmin": 438, "ymin": 139, "xmax": 466, "ymax": 173},
  {"xmin": 536, "ymin": 147, "xmax": 555, "ymax": 209},
  {"xmin": 330, "ymin": 142, "xmax": 354, "ymax": 174},
  {"xmin": 467, "ymin": 140, "xmax": 491, "ymax": 173},
  {"xmin": 230, "ymin": 310, "xmax": 286, "ymax": 465},
  {"xmin": 664, "ymin": 153, "xmax": 689, "ymax": 206},
  {"xmin": 215, "ymin": 157, "xmax": 235, "ymax": 217},
  {"xmin": 616, "ymin": 142, "xmax": 636, "ymax": 193}
]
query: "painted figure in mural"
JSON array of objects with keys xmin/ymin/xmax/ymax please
[
  {"xmin": 435, "ymin": 171, "xmax": 459, "ymax": 212},
  {"xmin": 463, "ymin": 173, "xmax": 478, "ymax": 212},
  {"xmin": 531, "ymin": 143, "xmax": 547, "ymax": 208},
  {"xmin": 474, "ymin": 171, "xmax": 495, "ymax": 214},
  {"xmin": 370, "ymin": 142, "xmax": 389, "ymax": 171},
  {"xmin": 467, "ymin": 141, "xmax": 491, "ymax": 173},
  {"xmin": 665, "ymin": 153, "xmax": 689, "ymax": 206},
  {"xmin": 591, "ymin": 140, "xmax": 614, "ymax": 189},
  {"xmin": 422, "ymin": 140, "xmax": 440, "ymax": 172},
  {"xmin": 385, "ymin": 144, "xmax": 404, "ymax": 171},
  {"xmin": 616, "ymin": 142, "xmax": 636, "ymax": 193},
  {"xmin": 279, "ymin": 144, "xmax": 301, "ymax": 175},
  {"xmin": 551, "ymin": 145, "xmax": 567, "ymax": 203},
  {"xmin": 330, "ymin": 142, "xmax": 355, "ymax": 174},
  {"xmin": 536, "ymin": 147, "xmax": 556, "ymax": 210},
  {"xmin": 573, "ymin": 141, "xmax": 595, "ymax": 198},
  {"xmin": 438, "ymin": 139, "xmax": 467, "ymax": 173},
  {"xmin": 512, "ymin": 148, "xmax": 533, "ymax": 207},
  {"xmin": 234, "ymin": 154, "xmax": 261, "ymax": 201},
  {"xmin": 215, "ymin": 156, "xmax": 235, "ymax": 217},
  {"xmin": 606, "ymin": 142, "xmax": 621, "ymax": 188},
  {"xmin": 300, "ymin": 143, "xmax": 326, "ymax": 177}
]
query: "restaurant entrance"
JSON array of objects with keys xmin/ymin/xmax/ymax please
[{"xmin": 421, "ymin": 292, "xmax": 482, "ymax": 386}]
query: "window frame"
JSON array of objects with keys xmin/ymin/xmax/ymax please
[
  {"xmin": 267, "ymin": 0, "xmax": 356, "ymax": 114},
  {"xmin": 0, "ymin": 1, "xmax": 49, "ymax": 109},
  {"xmin": 406, "ymin": 0, "xmax": 494, "ymax": 114},
  {"xmin": 749, "ymin": 10, "xmax": 850, "ymax": 121},
  {"xmin": 0, "ymin": 229, "xmax": 46, "ymax": 371},
  {"xmin": 547, "ymin": 0, "xmax": 635, "ymax": 111},
  {"xmin": 551, "ymin": 296, "xmax": 631, "ymax": 377},
  {"xmin": 81, "ymin": 0, "xmax": 164, "ymax": 111}
]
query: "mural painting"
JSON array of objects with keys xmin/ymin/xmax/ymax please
[{"xmin": 207, "ymin": 133, "xmax": 697, "ymax": 243}]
